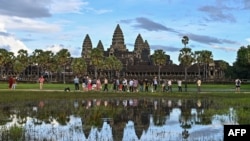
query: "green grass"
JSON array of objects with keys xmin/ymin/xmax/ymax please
[{"xmin": 0, "ymin": 82, "xmax": 250, "ymax": 103}]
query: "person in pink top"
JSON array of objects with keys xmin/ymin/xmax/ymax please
[{"xmin": 38, "ymin": 76, "xmax": 45, "ymax": 90}]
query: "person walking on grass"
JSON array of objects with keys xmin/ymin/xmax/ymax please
[
  {"xmin": 8, "ymin": 75, "xmax": 13, "ymax": 89},
  {"xmin": 235, "ymin": 78, "xmax": 241, "ymax": 93},
  {"xmin": 12, "ymin": 76, "xmax": 17, "ymax": 90},
  {"xmin": 38, "ymin": 76, "xmax": 45, "ymax": 90},
  {"xmin": 197, "ymin": 78, "xmax": 201, "ymax": 93},
  {"xmin": 103, "ymin": 77, "xmax": 108, "ymax": 92},
  {"xmin": 177, "ymin": 79, "xmax": 182, "ymax": 92},
  {"xmin": 74, "ymin": 76, "xmax": 80, "ymax": 91}
]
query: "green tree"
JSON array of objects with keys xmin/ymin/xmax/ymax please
[
  {"xmin": 152, "ymin": 49, "xmax": 167, "ymax": 81},
  {"xmin": 0, "ymin": 49, "xmax": 9, "ymax": 78},
  {"xmin": 182, "ymin": 36, "xmax": 189, "ymax": 48},
  {"xmin": 71, "ymin": 57, "xmax": 87, "ymax": 76},
  {"xmin": 178, "ymin": 48, "xmax": 194, "ymax": 81},
  {"xmin": 200, "ymin": 50, "xmax": 213, "ymax": 81},
  {"xmin": 55, "ymin": 49, "xmax": 71, "ymax": 83},
  {"xmin": 91, "ymin": 48, "xmax": 104, "ymax": 78},
  {"xmin": 233, "ymin": 45, "xmax": 250, "ymax": 78},
  {"xmin": 16, "ymin": 49, "xmax": 29, "ymax": 79}
]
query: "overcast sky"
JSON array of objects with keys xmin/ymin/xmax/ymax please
[{"xmin": 0, "ymin": 0, "xmax": 249, "ymax": 65}]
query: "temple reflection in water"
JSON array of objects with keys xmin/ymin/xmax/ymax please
[{"xmin": 0, "ymin": 98, "xmax": 237, "ymax": 141}]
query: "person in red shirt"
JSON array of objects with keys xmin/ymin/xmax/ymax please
[{"xmin": 8, "ymin": 76, "xmax": 13, "ymax": 89}]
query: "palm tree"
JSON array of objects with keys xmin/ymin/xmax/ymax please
[
  {"xmin": 55, "ymin": 49, "xmax": 71, "ymax": 83},
  {"xmin": 178, "ymin": 48, "xmax": 194, "ymax": 81},
  {"xmin": 179, "ymin": 36, "xmax": 194, "ymax": 92},
  {"xmin": 90, "ymin": 48, "xmax": 104, "ymax": 78},
  {"xmin": 71, "ymin": 57, "xmax": 87, "ymax": 76},
  {"xmin": 13, "ymin": 59, "xmax": 26, "ymax": 77},
  {"xmin": 152, "ymin": 49, "xmax": 167, "ymax": 81},
  {"xmin": 217, "ymin": 60, "xmax": 228, "ymax": 79},
  {"xmin": 0, "ymin": 49, "xmax": 9, "ymax": 78},
  {"xmin": 4, "ymin": 51, "xmax": 15, "ymax": 75},
  {"xmin": 200, "ymin": 50, "xmax": 213, "ymax": 81},
  {"xmin": 194, "ymin": 51, "xmax": 202, "ymax": 77},
  {"xmin": 31, "ymin": 49, "xmax": 44, "ymax": 78},
  {"xmin": 112, "ymin": 57, "xmax": 123, "ymax": 78},
  {"xmin": 182, "ymin": 36, "xmax": 189, "ymax": 48},
  {"xmin": 16, "ymin": 49, "xmax": 29, "ymax": 79}
]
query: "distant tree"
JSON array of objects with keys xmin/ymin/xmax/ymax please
[
  {"xmin": 71, "ymin": 57, "xmax": 87, "ymax": 76},
  {"xmin": 55, "ymin": 49, "xmax": 71, "ymax": 83},
  {"xmin": 152, "ymin": 49, "xmax": 167, "ymax": 81},
  {"xmin": 91, "ymin": 48, "xmax": 104, "ymax": 78},
  {"xmin": 178, "ymin": 47, "xmax": 194, "ymax": 81},
  {"xmin": 182, "ymin": 36, "xmax": 189, "ymax": 48},
  {"xmin": 233, "ymin": 45, "xmax": 250, "ymax": 79},
  {"xmin": 200, "ymin": 50, "xmax": 213, "ymax": 81}
]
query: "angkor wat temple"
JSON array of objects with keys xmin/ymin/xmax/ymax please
[{"xmin": 81, "ymin": 24, "xmax": 224, "ymax": 81}]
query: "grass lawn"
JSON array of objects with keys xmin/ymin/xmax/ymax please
[{"xmin": 0, "ymin": 82, "xmax": 250, "ymax": 103}]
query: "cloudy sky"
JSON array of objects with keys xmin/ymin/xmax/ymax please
[{"xmin": 0, "ymin": 0, "xmax": 249, "ymax": 65}]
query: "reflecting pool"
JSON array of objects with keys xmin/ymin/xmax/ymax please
[{"xmin": 0, "ymin": 98, "xmax": 238, "ymax": 141}]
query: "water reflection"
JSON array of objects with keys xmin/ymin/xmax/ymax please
[{"xmin": 0, "ymin": 98, "xmax": 238, "ymax": 141}]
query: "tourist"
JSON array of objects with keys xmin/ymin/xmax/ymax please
[
  {"xmin": 96, "ymin": 78, "xmax": 102, "ymax": 91},
  {"xmin": 138, "ymin": 79, "xmax": 144, "ymax": 92},
  {"xmin": 177, "ymin": 79, "xmax": 182, "ymax": 92},
  {"xmin": 161, "ymin": 79, "xmax": 166, "ymax": 92},
  {"xmin": 81, "ymin": 76, "xmax": 87, "ymax": 91},
  {"xmin": 115, "ymin": 78, "xmax": 120, "ymax": 91},
  {"xmin": 12, "ymin": 76, "xmax": 17, "ymax": 90},
  {"xmin": 197, "ymin": 78, "xmax": 201, "ymax": 93},
  {"xmin": 129, "ymin": 79, "xmax": 134, "ymax": 92},
  {"xmin": 87, "ymin": 77, "xmax": 92, "ymax": 91},
  {"xmin": 38, "ymin": 76, "xmax": 45, "ymax": 90},
  {"xmin": 144, "ymin": 79, "xmax": 149, "ymax": 92},
  {"xmin": 133, "ymin": 78, "xmax": 138, "ymax": 92},
  {"xmin": 103, "ymin": 77, "xmax": 108, "ymax": 91},
  {"xmin": 8, "ymin": 75, "xmax": 13, "ymax": 89},
  {"xmin": 167, "ymin": 79, "xmax": 172, "ymax": 92},
  {"xmin": 153, "ymin": 77, "xmax": 158, "ymax": 92},
  {"xmin": 235, "ymin": 78, "xmax": 241, "ymax": 93},
  {"xmin": 74, "ymin": 76, "xmax": 80, "ymax": 91},
  {"xmin": 122, "ymin": 78, "xmax": 127, "ymax": 92}
]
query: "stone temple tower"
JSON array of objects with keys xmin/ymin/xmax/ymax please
[
  {"xmin": 81, "ymin": 34, "xmax": 92, "ymax": 60},
  {"xmin": 110, "ymin": 24, "xmax": 127, "ymax": 52}
]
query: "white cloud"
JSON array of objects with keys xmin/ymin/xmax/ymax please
[
  {"xmin": 211, "ymin": 45, "xmax": 237, "ymax": 52},
  {"xmin": 50, "ymin": 0, "xmax": 88, "ymax": 14},
  {"xmin": 0, "ymin": 15, "xmax": 60, "ymax": 33},
  {"xmin": 0, "ymin": 34, "xmax": 31, "ymax": 56}
]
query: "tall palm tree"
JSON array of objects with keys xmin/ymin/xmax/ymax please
[
  {"xmin": 217, "ymin": 60, "xmax": 228, "ymax": 79},
  {"xmin": 152, "ymin": 49, "xmax": 167, "ymax": 81},
  {"xmin": 194, "ymin": 51, "xmax": 202, "ymax": 77},
  {"xmin": 178, "ymin": 48, "xmax": 194, "ymax": 81},
  {"xmin": 200, "ymin": 50, "xmax": 213, "ymax": 81},
  {"xmin": 182, "ymin": 36, "xmax": 189, "ymax": 48},
  {"xmin": 4, "ymin": 51, "xmax": 15, "ymax": 75},
  {"xmin": 112, "ymin": 57, "xmax": 123, "ymax": 78},
  {"xmin": 55, "ymin": 49, "xmax": 71, "ymax": 83},
  {"xmin": 0, "ymin": 49, "xmax": 9, "ymax": 77},
  {"xmin": 16, "ymin": 49, "xmax": 29, "ymax": 78},
  {"xmin": 31, "ymin": 49, "xmax": 44, "ymax": 78},
  {"xmin": 71, "ymin": 57, "xmax": 87, "ymax": 76},
  {"xmin": 91, "ymin": 48, "xmax": 104, "ymax": 78}
]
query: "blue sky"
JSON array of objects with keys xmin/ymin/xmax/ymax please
[{"xmin": 0, "ymin": 0, "xmax": 249, "ymax": 65}]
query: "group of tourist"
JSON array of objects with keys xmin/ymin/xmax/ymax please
[
  {"xmin": 6, "ymin": 75, "xmax": 242, "ymax": 93},
  {"xmin": 71, "ymin": 76, "xmax": 205, "ymax": 93}
]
